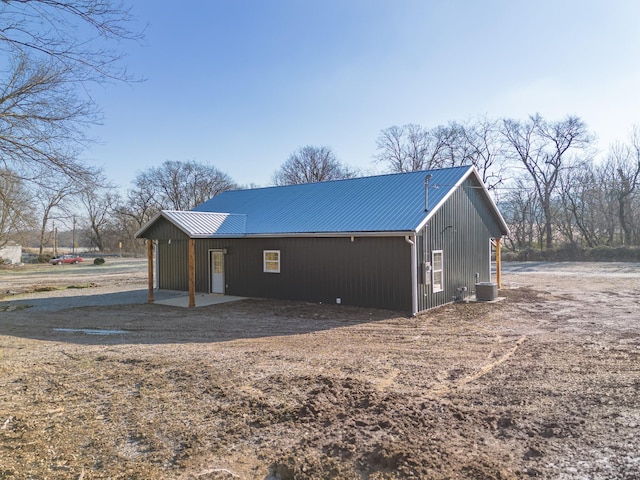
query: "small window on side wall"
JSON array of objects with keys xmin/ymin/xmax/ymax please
[
  {"xmin": 432, "ymin": 250, "xmax": 443, "ymax": 292},
  {"xmin": 263, "ymin": 250, "xmax": 280, "ymax": 273}
]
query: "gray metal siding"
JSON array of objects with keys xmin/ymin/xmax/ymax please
[
  {"xmin": 156, "ymin": 236, "xmax": 412, "ymax": 311},
  {"xmin": 157, "ymin": 239, "xmax": 189, "ymax": 291},
  {"xmin": 152, "ymin": 218, "xmax": 190, "ymax": 291},
  {"xmin": 417, "ymin": 178, "xmax": 495, "ymax": 312},
  {"xmin": 143, "ymin": 217, "xmax": 189, "ymax": 241},
  {"xmin": 464, "ymin": 175, "xmax": 506, "ymax": 238}
]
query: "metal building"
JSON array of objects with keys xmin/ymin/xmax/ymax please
[{"xmin": 136, "ymin": 165, "xmax": 509, "ymax": 314}]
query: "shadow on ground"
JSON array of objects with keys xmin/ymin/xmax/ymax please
[{"xmin": 0, "ymin": 291, "xmax": 403, "ymax": 346}]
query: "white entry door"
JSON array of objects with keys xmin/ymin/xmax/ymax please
[{"xmin": 211, "ymin": 251, "xmax": 225, "ymax": 294}]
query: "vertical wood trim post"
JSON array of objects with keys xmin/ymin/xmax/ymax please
[
  {"xmin": 496, "ymin": 237, "xmax": 502, "ymax": 289},
  {"xmin": 188, "ymin": 238, "xmax": 196, "ymax": 308},
  {"xmin": 147, "ymin": 239, "xmax": 154, "ymax": 303}
]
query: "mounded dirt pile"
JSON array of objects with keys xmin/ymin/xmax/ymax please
[{"xmin": 266, "ymin": 376, "xmax": 518, "ymax": 480}]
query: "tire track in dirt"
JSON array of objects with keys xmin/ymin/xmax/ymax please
[{"xmin": 426, "ymin": 335, "xmax": 527, "ymax": 398}]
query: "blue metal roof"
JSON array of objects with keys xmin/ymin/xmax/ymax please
[
  {"xmin": 192, "ymin": 166, "xmax": 476, "ymax": 235},
  {"xmin": 134, "ymin": 210, "xmax": 248, "ymax": 239},
  {"xmin": 161, "ymin": 210, "xmax": 247, "ymax": 237}
]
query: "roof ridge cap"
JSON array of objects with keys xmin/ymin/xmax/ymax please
[{"xmin": 220, "ymin": 165, "xmax": 475, "ymax": 193}]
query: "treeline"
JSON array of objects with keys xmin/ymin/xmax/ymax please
[
  {"xmin": 372, "ymin": 115, "xmax": 640, "ymax": 253},
  {"xmin": 0, "ymin": 161, "xmax": 237, "ymax": 256},
  {"xmin": 2, "ymin": 113, "xmax": 640, "ymax": 258}
]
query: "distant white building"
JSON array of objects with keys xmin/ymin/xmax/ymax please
[{"xmin": 0, "ymin": 243, "xmax": 22, "ymax": 264}]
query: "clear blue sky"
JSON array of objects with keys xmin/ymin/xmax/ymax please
[{"xmin": 85, "ymin": 0, "xmax": 640, "ymax": 190}]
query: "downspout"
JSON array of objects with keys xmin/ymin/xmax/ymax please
[{"xmin": 405, "ymin": 235, "xmax": 418, "ymax": 316}]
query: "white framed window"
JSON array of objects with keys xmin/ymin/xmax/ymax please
[
  {"xmin": 263, "ymin": 250, "xmax": 281, "ymax": 273},
  {"xmin": 432, "ymin": 250, "xmax": 443, "ymax": 293}
]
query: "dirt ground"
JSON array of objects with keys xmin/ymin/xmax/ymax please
[{"xmin": 0, "ymin": 260, "xmax": 639, "ymax": 479}]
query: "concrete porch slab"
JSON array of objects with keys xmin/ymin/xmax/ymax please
[{"xmin": 154, "ymin": 292, "xmax": 247, "ymax": 308}]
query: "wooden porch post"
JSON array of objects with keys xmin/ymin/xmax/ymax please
[
  {"xmin": 495, "ymin": 237, "xmax": 502, "ymax": 289},
  {"xmin": 188, "ymin": 238, "xmax": 196, "ymax": 308},
  {"xmin": 147, "ymin": 239, "xmax": 154, "ymax": 303}
]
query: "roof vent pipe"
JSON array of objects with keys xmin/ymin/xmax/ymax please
[{"xmin": 424, "ymin": 174, "xmax": 433, "ymax": 212}]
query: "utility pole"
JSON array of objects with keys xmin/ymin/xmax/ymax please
[
  {"xmin": 53, "ymin": 221, "xmax": 58, "ymax": 257},
  {"xmin": 72, "ymin": 216, "xmax": 76, "ymax": 254}
]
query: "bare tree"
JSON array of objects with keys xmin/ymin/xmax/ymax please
[
  {"xmin": 0, "ymin": 55, "xmax": 98, "ymax": 181},
  {"xmin": 33, "ymin": 174, "xmax": 84, "ymax": 255},
  {"xmin": 404, "ymin": 124, "xmax": 435, "ymax": 171},
  {"xmin": 595, "ymin": 161, "xmax": 623, "ymax": 246},
  {"xmin": 374, "ymin": 121, "xmax": 508, "ymax": 188},
  {"xmin": 0, "ymin": 0, "xmax": 142, "ymax": 84},
  {"xmin": 131, "ymin": 160, "xmax": 237, "ymax": 211},
  {"xmin": 80, "ymin": 187, "xmax": 120, "ymax": 251},
  {"xmin": 374, "ymin": 124, "xmax": 454, "ymax": 172},
  {"xmin": 0, "ymin": 169, "xmax": 34, "ymax": 247},
  {"xmin": 499, "ymin": 176, "xmax": 545, "ymax": 251},
  {"xmin": 557, "ymin": 163, "xmax": 605, "ymax": 247},
  {"xmin": 111, "ymin": 206, "xmax": 145, "ymax": 255},
  {"xmin": 374, "ymin": 125, "xmax": 407, "ymax": 172},
  {"xmin": 430, "ymin": 122, "xmax": 471, "ymax": 167},
  {"xmin": 501, "ymin": 114, "xmax": 592, "ymax": 249},
  {"xmin": 0, "ymin": 0, "xmax": 142, "ymax": 196},
  {"xmin": 555, "ymin": 166, "xmax": 583, "ymax": 246},
  {"xmin": 112, "ymin": 184, "xmax": 161, "ymax": 256},
  {"xmin": 605, "ymin": 130, "xmax": 640, "ymax": 245},
  {"xmin": 118, "ymin": 186, "xmax": 158, "ymax": 230},
  {"xmin": 272, "ymin": 146, "xmax": 358, "ymax": 185},
  {"xmin": 459, "ymin": 117, "xmax": 509, "ymax": 190}
]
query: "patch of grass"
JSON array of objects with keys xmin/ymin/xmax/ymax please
[
  {"xmin": 5, "ymin": 283, "xmax": 99, "ymax": 297},
  {"xmin": 0, "ymin": 304, "xmax": 31, "ymax": 311},
  {"xmin": 34, "ymin": 283, "xmax": 98, "ymax": 292},
  {"xmin": 67, "ymin": 283, "xmax": 98, "ymax": 289},
  {"xmin": 34, "ymin": 286, "xmax": 59, "ymax": 292}
]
